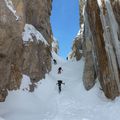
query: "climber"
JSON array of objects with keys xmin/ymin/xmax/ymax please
[
  {"xmin": 58, "ymin": 67, "xmax": 63, "ymax": 74},
  {"xmin": 53, "ymin": 59, "xmax": 57, "ymax": 65},
  {"xmin": 56, "ymin": 80, "xmax": 65, "ymax": 93}
]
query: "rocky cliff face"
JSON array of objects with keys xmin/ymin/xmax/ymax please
[
  {"xmin": 52, "ymin": 39, "xmax": 59, "ymax": 53},
  {"xmin": 23, "ymin": 0, "xmax": 52, "ymax": 83},
  {"xmin": 78, "ymin": 0, "xmax": 120, "ymax": 99},
  {"xmin": 25, "ymin": 0, "xmax": 53, "ymax": 44},
  {"xmin": 0, "ymin": 0, "xmax": 53, "ymax": 101},
  {"xmin": 68, "ymin": 30, "xmax": 83, "ymax": 61},
  {"xmin": 69, "ymin": 0, "xmax": 85, "ymax": 61}
]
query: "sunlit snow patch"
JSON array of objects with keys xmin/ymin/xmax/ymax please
[
  {"xmin": 22, "ymin": 24, "xmax": 48, "ymax": 45},
  {"xmin": 20, "ymin": 75, "xmax": 32, "ymax": 91}
]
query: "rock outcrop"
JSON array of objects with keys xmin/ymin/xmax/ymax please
[
  {"xmin": 0, "ymin": 0, "xmax": 24, "ymax": 101},
  {"xmin": 69, "ymin": 0, "xmax": 85, "ymax": 61},
  {"xmin": 0, "ymin": 0, "xmax": 53, "ymax": 101},
  {"xmin": 69, "ymin": 31, "xmax": 83, "ymax": 61},
  {"xmin": 77, "ymin": 0, "xmax": 120, "ymax": 99},
  {"xmin": 25, "ymin": 0, "xmax": 53, "ymax": 44},
  {"xmin": 23, "ymin": 0, "xmax": 53, "ymax": 83},
  {"xmin": 52, "ymin": 38, "xmax": 59, "ymax": 53}
]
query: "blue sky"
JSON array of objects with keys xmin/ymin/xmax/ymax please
[{"xmin": 50, "ymin": 0, "xmax": 80, "ymax": 58}]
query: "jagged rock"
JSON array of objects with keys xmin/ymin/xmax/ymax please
[
  {"xmin": 83, "ymin": 52, "xmax": 97, "ymax": 90},
  {"xmin": 0, "ymin": 89, "xmax": 8, "ymax": 102},
  {"xmin": 22, "ymin": 0, "xmax": 53, "ymax": 84},
  {"xmin": 29, "ymin": 83, "xmax": 37, "ymax": 92},
  {"xmin": 69, "ymin": 25, "xmax": 84, "ymax": 61},
  {"xmin": 52, "ymin": 39, "xmax": 59, "ymax": 53},
  {"xmin": 22, "ymin": 35, "xmax": 51, "ymax": 82},
  {"xmin": 0, "ymin": 0, "xmax": 24, "ymax": 98},
  {"xmin": 76, "ymin": 1, "xmax": 98, "ymax": 89},
  {"xmin": 25, "ymin": 0, "xmax": 53, "ymax": 44},
  {"xmin": 71, "ymin": 33, "xmax": 83, "ymax": 61},
  {"xmin": 80, "ymin": 0, "xmax": 86, "ymax": 25},
  {"xmin": 80, "ymin": 0, "xmax": 120, "ymax": 99},
  {"xmin": 70, "ymin": 0, "xmax": 86, "ymax": 61},
  {"xmin": 82, "ymin": 30, "xmax": 96, "ymax": 90},
  {"xmin": 0, "ymin": 0, "xmax": 53, "ymax": 101},
  {"xmin": 111, "ymin": 1, "xmax": 120, "ymax": 44}
]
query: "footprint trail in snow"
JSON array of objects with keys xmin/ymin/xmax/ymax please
[{"xmin": 0, "ymin": 53, "xmax": 120, "ymax": 120}]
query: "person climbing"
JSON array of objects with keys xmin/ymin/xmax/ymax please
[
  {"xmin": 53, "ymin": 59, "xmax": 57, "ymax": 65},
  {"xmin": 56, "ymin": 80, "xmax": 65, "ymax": 93},
  {"xmin": 66, "ymin": 57, "xmax": 68, "ymax": 60},
  {"xmin": 58, "ymin": 67, "xmax": 63, "ymax": 74}
]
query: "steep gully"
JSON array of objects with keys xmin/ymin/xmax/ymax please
[{"xmin": 0, "ymin": 0, "xmax": 120, "ymax": 102}]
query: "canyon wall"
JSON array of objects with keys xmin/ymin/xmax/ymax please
[
  {"xmin": 0, "ymin": 0, "xmax": 53, "ymax": 101},
  {"xmin": 74, "ymin": 0, "xmax": 120, "ymax": 99}
]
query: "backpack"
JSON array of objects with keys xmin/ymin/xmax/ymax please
[{"xmin": 58, "ymin": 80, "xmax": 62, "ymax": 84}]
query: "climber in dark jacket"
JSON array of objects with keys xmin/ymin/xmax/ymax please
[
  {"xmin": 58, "ymin": 67, "xmax": 63, "ymax": 74},
  {"xmin": 56, "ymin": 80, "xmax": 65, "ymax": 93},
  {"xmin": 53, "ymin": 59, "xmax": 57, "ymax": 65}
]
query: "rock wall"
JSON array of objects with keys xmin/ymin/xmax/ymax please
[
  {"xmin": 25, "ymin": 0, "xmax": 53, "ymax": 44},
  {"xmin": 69, "ymin": 31, "xmax": 83, "ymax": 61},
  {"xmin": 23, "ymin": 0, "xmax": 52, "ymax": 83},
  {"xmin": 0, "ymin": 0, "xmax": 53, "ymax": 101},
  {"xmin": 78, "ymin": 0, "xmax": 120, "ymax": 99},
  {"xmin": 70, "ymin": 0, "xmax": 85, "ymax": 61}
]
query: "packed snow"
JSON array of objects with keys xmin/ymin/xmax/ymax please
[
  {"xmin": 22, "ymin": 24, "xmax": 48, "ymax": 45},
  {"xmin": 0, "ymin": 52, "xmax": 120, "ymax": 120},
  {"xmin": 4, "ymin": 0, "xmax": 19, "ymax": 21}
]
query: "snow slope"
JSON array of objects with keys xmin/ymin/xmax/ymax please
[{"xmin": 0, "ymin": 52, "xmax": 120, "ymax": 120}]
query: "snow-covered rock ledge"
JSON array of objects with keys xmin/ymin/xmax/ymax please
[
  {"xmin": 0, "ymin": 0, "xmax": 52, "ymax": 102},
  {"xmin": 22, "ymin": 24, "xmax": 48, "ymax": 45}
]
